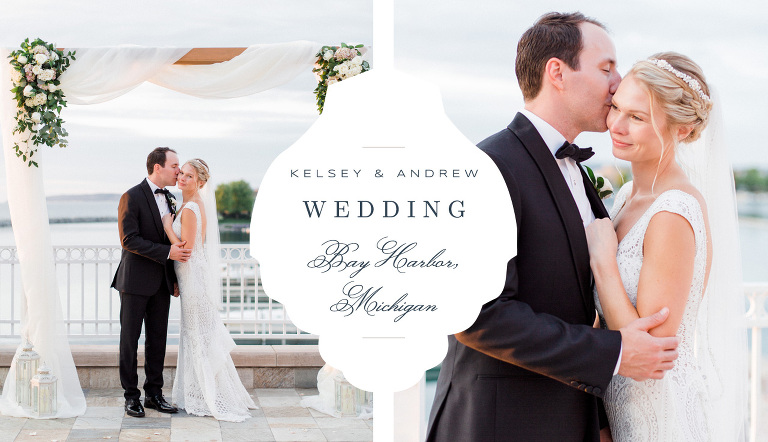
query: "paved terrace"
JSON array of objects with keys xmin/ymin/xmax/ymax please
[{"xmin": 0, "ymin": 345, "xmax": 374, "ymax": 442}]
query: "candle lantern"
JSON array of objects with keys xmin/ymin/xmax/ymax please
[
  {"xmin": 334, "ymin": 377, "xmax": 357, "ymax": 416},
  {"xmin": 15, "ymin": 341, "xmax": 40, "ymax": 408},
  {"xmin": 30, "ymin": 364, "xmax": 57, "ymax": 418}
]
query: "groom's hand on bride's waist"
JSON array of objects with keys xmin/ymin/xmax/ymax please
[
  {"xmin": 617, "ymin": 307, "xmax": 679, "ymax": 381},
  {"xmin": 170, "ymin": 241, "xmax": 191, "ymax": 262}
]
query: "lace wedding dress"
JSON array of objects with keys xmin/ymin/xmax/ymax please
[
  {"xmin": 596, "ymin": 182, "xmax": 712, "ymax": 441},
  {"xmin": 171, "ymin": 201, "xmax": 257, "ymax": 422}
]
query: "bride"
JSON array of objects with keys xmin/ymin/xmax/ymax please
[
  {"xmin": 162, "ymin": 158, "xmax": 257, "ymax": 422},
  {"xmin": 586, "ymin": 53, "xmax": 748, "ymax": 441}
]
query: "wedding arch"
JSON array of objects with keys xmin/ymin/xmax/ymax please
[{"xmin": 0, "ymin": 41, "xmax": 334, "ymax": 417}]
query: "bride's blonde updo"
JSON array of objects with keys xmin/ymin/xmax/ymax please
[
  {"xmin": 628, "ymin": 52, "xmax": 712, "ymax": 143},
  {"xmin": 185, "ymin": 158, "xmax": 210, "ymax": 188}
]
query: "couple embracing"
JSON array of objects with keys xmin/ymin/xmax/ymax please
[
  {"xmin": 427, "ymin": 12, "xmax": 747, "ymax": 442},
  {"xmin": 111, "ymin": 148, "xmax": 256, "ymax": 421}
]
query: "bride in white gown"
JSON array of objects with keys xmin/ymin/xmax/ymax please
[
  {"xmin": 586, "ymin": 53, "xmax": 748, "ymax": 441},
  {"xmin": 162, "ymin": 158, "xmax": 257, "ymax": 422}
]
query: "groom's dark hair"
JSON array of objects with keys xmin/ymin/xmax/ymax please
[
  {"xmin": 516, "ymin": 12, "xmax": 606, "ymax": 101},
  {"xmin": 146, "ymin": 147, "xmax": 177, "ymax": 175}
]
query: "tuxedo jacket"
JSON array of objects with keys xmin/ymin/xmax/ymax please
[
  {"xmin": 111, "ymin": 180, "xmax": 176, "ymax": 296},
  {"xmin": 426, "ymin": 114, "xmax": 622, "ymax": 442}
]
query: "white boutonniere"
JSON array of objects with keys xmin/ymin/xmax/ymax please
[
  {"xmin": 584, "ymin": 166, "xmax": 613, "ymax": 199},
  {"xmin": 168, "ymin": 193, "xmax": 177, "ymax": 214}
]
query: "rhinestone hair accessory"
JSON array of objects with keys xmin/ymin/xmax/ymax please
[{"xmin": 648, "ymin": 59, "xmax": 711, "ymax": 103}]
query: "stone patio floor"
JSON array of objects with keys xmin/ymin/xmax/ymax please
[{"xmin": 0, "ymin": 388, "xmax": 373, "ymax": 442}]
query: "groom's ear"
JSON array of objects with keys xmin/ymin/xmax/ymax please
[{"xmin": 544, "ymin": 58, "xmax": 566, "ymax": 92}]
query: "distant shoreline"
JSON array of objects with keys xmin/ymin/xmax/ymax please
[{"xmin": 0, "ymin": 217, "xmax": 118, "ymax": 228}]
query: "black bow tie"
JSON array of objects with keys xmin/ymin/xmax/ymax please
[
  {"xmin": 555, "ymin": 142, "xmax": 594, "ymax": 163},
  {"xmin": 154, "ymin": 188, "xmax": 175, "ymax": 214}
]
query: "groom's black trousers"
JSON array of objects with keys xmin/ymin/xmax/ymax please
[{"xmin": 119, "ymin": 287, "xmax": 171, "ymax": 401}]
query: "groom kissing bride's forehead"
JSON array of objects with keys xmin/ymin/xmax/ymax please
[{"xmin": 426, "ymin": 12, "xmax": 680, "ymax": 442}]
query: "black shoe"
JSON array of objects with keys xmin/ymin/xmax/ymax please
[
  {"xmin": 125, "ymin": 398, "xmax": 145, "ymax": 417},
  {"xmin": 144, "ymin": 394, "xmax": 178, "ymax": 413}
]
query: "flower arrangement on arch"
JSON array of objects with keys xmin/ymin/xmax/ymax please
[
  {"xmin": 313, "ymin": 43, "xmax": 369, "ymax": 114},
  {"xmin": 8, "ymin": 38, "xmax": 75, "ymax": 167}
]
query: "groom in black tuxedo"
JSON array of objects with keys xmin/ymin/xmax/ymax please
[
  {"xmin": 426, "ymin": 13, "xmax": 680, "ymax": 442},
  {"xmin": 111, "ymin": 147, "xmax": 190, "ymax": 417}
]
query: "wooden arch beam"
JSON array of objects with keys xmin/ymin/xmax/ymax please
[{"xmin": 174, "ymin": 48, "xmax": 247, "ymax": 65}]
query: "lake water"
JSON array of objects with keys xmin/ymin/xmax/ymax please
[
  {"xmin": 1, "ymin": 195, "xmax": 767, "ymax": 427},
  {"xmin": 0, "ymin": 195, "xmax": 766, "ymax": 280}
]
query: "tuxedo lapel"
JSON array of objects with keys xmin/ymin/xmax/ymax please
[
  {"xmin": 140, "ymin": 180, "xmax": 165, "ymax": 239},
  {"xmin": 580, "ymin": 166, "xmax": 610, "ymax": 219},
  {"xmin": 508, "ymin": 113, "xmax": 593, "ymax": 317}
]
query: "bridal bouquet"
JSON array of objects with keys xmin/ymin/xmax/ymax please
[
  {"xmin": 313, "ymin": 43, "xmax": 369, "ymax": 114},
  {"xmin": 8, "ymin": 38, "xmax": 75, "ymax": 167}
]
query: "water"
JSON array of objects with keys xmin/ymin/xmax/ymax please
[
  {"xmin": 0, "ymin": 196, "xmax": 250, "ymax": 244},
  {"xmin": 1, "ymin": 195, "xmax": 767, "ymax": 425}
]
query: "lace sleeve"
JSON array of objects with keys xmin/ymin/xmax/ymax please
[
  {"xmin": 181, "ymin": 201, "xmax": 202, "ymax": 221},
  {"xmin": 648, "ymin": 191, "xmax": 707, "ymax": 254}
]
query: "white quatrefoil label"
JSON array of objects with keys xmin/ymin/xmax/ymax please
[{"xmin": 251, "ymin": 69, "xmax": 516, "ymax": 393}]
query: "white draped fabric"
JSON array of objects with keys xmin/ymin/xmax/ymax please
[
  {"xmin": 0, "ymin": 49, "xmax": 87, "ymax": 418},
  {"xmin": 60, "ymin": 46, "xmax": 191, "ymax": 105},
  {"xmin": 0, "ymin": 41, "xmax": 321, "ymax": 418},
  {"xmin": 152, "ymin": 41, "xmax": 319, "ymax": 99}
]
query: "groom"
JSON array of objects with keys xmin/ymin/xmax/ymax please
[
  {"xmin": 111, "ymin": 147, "xmax": 190, "ymax": 417},
  {"xmin": 426, "ymin": 13, "xmax": 680, "ymax": 441}
]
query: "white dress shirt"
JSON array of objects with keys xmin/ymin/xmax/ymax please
[
  {"xmin": 520, "ymin": 109, "xmax": 595, "ymax": 226},
  {"xmin": 146, "ymin": 177, "xmax": 171, "ymax": 219},
  {"xmin": 519, "ymin": 110, "xmax": 621, "ymax": 375},
  {"xmin": 146, "ymin": 177, "xmax": 173, "ymax": 260}
]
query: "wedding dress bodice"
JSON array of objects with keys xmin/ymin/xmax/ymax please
[
  {"xmin": 171, "ymin": 201, "xmax": 256, "ymax": 422},
  {"xmin": 172, "ymin": 202, "xmax": 208, "ymax": 290},
  {"xmin": 595, "ymin": 182, "xmax": 712, "ymax": 441}
]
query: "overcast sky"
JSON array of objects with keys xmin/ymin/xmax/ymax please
[{"xmin": 0, "ymin": 0, "xmax": 766, "ymax": 202}]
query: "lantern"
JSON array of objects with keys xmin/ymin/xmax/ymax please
[
  {"xmin": 334, "ymin": 377, "xmax": 356, "ymax": 416},
  {"xmin": 30, "ymin": 364, "xmax": 57, "ymax": 417},
  {"xmin": 15, "ymin": 341, "xmax": 40, "ymax": 408}
]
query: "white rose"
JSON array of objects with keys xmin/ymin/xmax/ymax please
[
  {"xmin": 349, "ymin": 65, "xmax": 363, "ymax": 76},
  {"xmin": 23, "ymin": 84, "xmax": 34, "ymax": 97},
  {"xmin": 323, "ymin": 50, "xmax": 334, "ymax": 61},
  {"xmin": 34, "ymin": 53, "xmax": 48, "ymax": 65},
  {"xmin": 336, "ymin": 63, "xmax": 350, "ymax": 76},
  {"xmin": 351, "ymin": 56, "xmax": 363, "ymax": 66},
  {"xmin": 591, "ymin": 170, "xmax": 614, "ymax": 199},
  {"xmin": 17, "ymin": 55, "xmax": 27, "ymax": 64},
  {"xmin": 32, "ymin": 65, "xmax": 42, "ymax": 75},
  {"xmin": 48, "ymin": 83, "xmax": 57, "ymax": 92},
  {"xmin": 600, "ymin": 175, "xmax": 614, "ymax": 194},
  {"xmin": 30, "ymin": 112, "xmax": 41, "ymax": 124},
  {"xmin": 49, "ymin": 52, "xmax": 59, "ymax": 61},
  {"xmin": 34, "ymin": 93, "xmax": 46, "ymax": 106},
  {"xmin": 38, "ymin": 69, "xmax": 55, "ymax": 81},
  {"xmin": 10, "ymin": 69, "xmax": 23, "ymax": 84}
]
